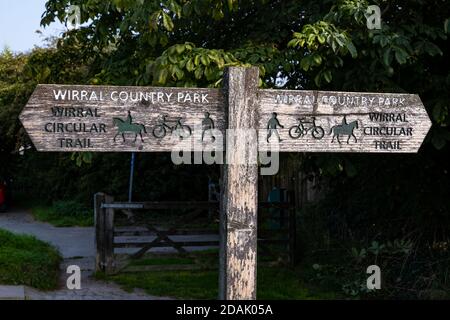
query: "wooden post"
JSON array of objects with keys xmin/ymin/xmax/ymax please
[
  {"xmin": 94, "ymin": 193, "xmax": 106, "ymax": 272},
  {"xmin": 94, "ymin": 193, "xmax": 115, "ymax": 274},
  {"xmin": 104, "ymin": 194, "xmax": 115, "ymax": 274},
  {"xmin": 288, "ymin": 187, "xmax": 297, "ymax": 267},
  {"xmin": 219, "ymin": 66, "xmax": 260, "ymax": 300}
]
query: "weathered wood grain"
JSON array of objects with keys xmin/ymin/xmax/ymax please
[
  {"xmin": 258, "ymin": 89, "xmax": 432, "ymax": 153},
  {"xmin": 94, "ymin": 193, "xmax": 115, "ymax": 274},
  {"xmin": 104, "ymin": 194, "xmax": 115, "ymax": 275},
  {"xmin": 94, "ymin": 193, "xmax": 105, "ymax": 273},
  {"xmin": 219, "ymin": 67, "xmax": 259, "ymax": 300},
  {"xmin": 20, "ymin": 85, "xmax": 431, "ymax": 153},
  {"xmin": 19, "ymin": 84, "xmax": 225, "ymax": 152}
]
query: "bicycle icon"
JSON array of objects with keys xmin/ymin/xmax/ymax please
[
  {"xmin": 289, "ymin": 116, "xmax": 325, "ymax": 140},
  {"xmin": 152, "ymin": 115, "xmax": 192, "ymax": 140}
]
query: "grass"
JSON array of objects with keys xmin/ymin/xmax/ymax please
[
  {"xmin": 98, "ymin": 251, "xmax": 341, "ymax": 300},
  {"xmin": 103, "ymin": 268, "xmax": 340, "ymax": 300},
  {"xmin": 130, "ymin": 257, "xmax": 195, "ymax": 266},
  {"xmin": 31, "ymin": 200, "xmax": 94, "ymax": 227},
  {"xmin": 0, "ymin": 228, "xmax": 62, "ymax": 290}
]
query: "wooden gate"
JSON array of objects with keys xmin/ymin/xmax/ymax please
[{"xmin": 94, "ymin": 193, "xmax": 297, "ymax": 274}]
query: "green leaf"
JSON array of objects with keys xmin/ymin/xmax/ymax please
[
  {"xmin": 212, "ymin": 8, "xmax": 224, "ymax": 20},
  {"xmin": 445, "ymin": 18, "xmax": 450, "ymax": 34},
  {"xmin": 83, "ymin": 153, "xmax": 92, "ymax": 164},
  {"xmin": 173, "ymin": 65, "xmax": 184, "ymax": 80},
  {"xmin": 323, "ymin": 70, "xmax": 332, "ymax": 83},
  {"xmin": 287, "ymin": 39, "xmax": 299, "ymax": 48},
  {"xmin": 200, "ymin": 55, "xmax": 210, "ymax": 66},
  {"xmin": 346, "ymin": 41, "xmax": 358, "ymax": 58},
  {"xmin": 159, "ymin": 34, "xmax": 169, "ymax": 46},
  {"xmin": 162, "ymin": 12, "xmax": 174, "ymax": 31},
  {"xmin": 157, "ymin": 68, "xmax": 168, "ymax": 84},
  {"xmin": 216, "ymin": 56, "xmax": 224, "ymax": 69},
  {"xmin": 228, "ymin": 0, "xmax": 237, "ymax": 11},
  {"xmin": 334, "ymin": 34, "xmax": 345, "ymax": 47},
  {"xmin": 312, "ymin": 54, "xmax": 322, "ymax": 65},
  {"xmin": 168, "ymin": 54, "xmax": 178, "ymax": 64},
  {"xmin": 383, "ymin": 48, "xmax": 392, "ymax": 66},
  {"xmin": 394, "ymin": 47, "xmax": 408, "ymax": 64},
  {"xmin": 331, "ymin": 39, "xmax": 337, "ymax": 53},
  {"xmin": 204, "ymin": 66, "xmax": 215, "ymax": 80},
  {"xmin": 178, "ymin": 58, "xmax": 187, "ymax": 69},
  {"xmin": 168, "ymin": 0, "xmax": 182, "ymax": 17},
  {"xmin": 425, "ymin": 42, "xmax": 443, "ymax": 56},
  {"xmin": 186, "ymin": 59, "xmax": 195, "ymax": 72},
  {"xmin": 39, "ymin": 66, "xmax": 51, "ymax": 81},
  {"xmin": 194, "ymin": 66, "xmax": 203, "ymax": 79},
  {"xmin": 317, "ymin": 34, "xmax": 326, "ymax": 44},
  {"xmin": 314, "ymin": 73, "xmax": 321, "ymax": 87},
  {"xmin": 300, "ymin": 57, "xmax": 310, "ymax": 71},
  {"xmin": 194, "ymin": 55, "xmax": 201, "ymax": 66},
  {"xmin": 175, "ymin": 44, "xmax": 185, "ymax": 54}
]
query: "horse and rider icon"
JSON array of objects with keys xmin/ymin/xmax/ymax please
[
  {"xmin": 329, "ymin": 116, "xmax": 359, "ymax": 144},
  {"xmin": 113, "ymin": 111, "xmax": 147, "ymax": 143}
]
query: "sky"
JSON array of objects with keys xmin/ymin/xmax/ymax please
[{"xmin": 0, "ymin": 0, "xmax": 66, "ymax": 53}]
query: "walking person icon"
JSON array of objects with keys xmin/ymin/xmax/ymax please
[
  {"xmin": 267, "ymin": 112, "xmax": 284, "ymax": 143},
  {"xmin": 201, "ymin": 112, "xmax": 216, "ymax": 142}
]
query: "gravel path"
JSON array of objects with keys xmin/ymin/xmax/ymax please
[
  {"xmin": 0, "ymin": 209, "xmax": 94, "ymax": 258},
  {"xmin": 24, "ymin": 257, "xmax": 171, "ymax": 300},
  {"xmin": 0, "ymin": 209, "xmax": 173, "ymax": 300}
]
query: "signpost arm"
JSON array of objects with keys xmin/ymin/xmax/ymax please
[{"xmin": 219, "ymin": 66, "xmax": 260, "ymax": 300}]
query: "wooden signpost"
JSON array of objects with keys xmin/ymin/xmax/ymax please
[
  {"xmin": 19, "ymin": 84, "xmax": 226, "ymax": 152},
  {"xmin": 258, "ymin": 89, "xmax": 431, "ymax": 153},
  {"xmin": 19, "ymin": 67, "xmax": 432, "ymax": 300}
]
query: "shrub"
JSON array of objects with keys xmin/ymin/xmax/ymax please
[
  {"xmin": 32, "ymin": 200, "xmax": 94, "ymax": 227},
  {"xmin": 52, "ymin": 200, "xmax": 91, "ymax": 217}
]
